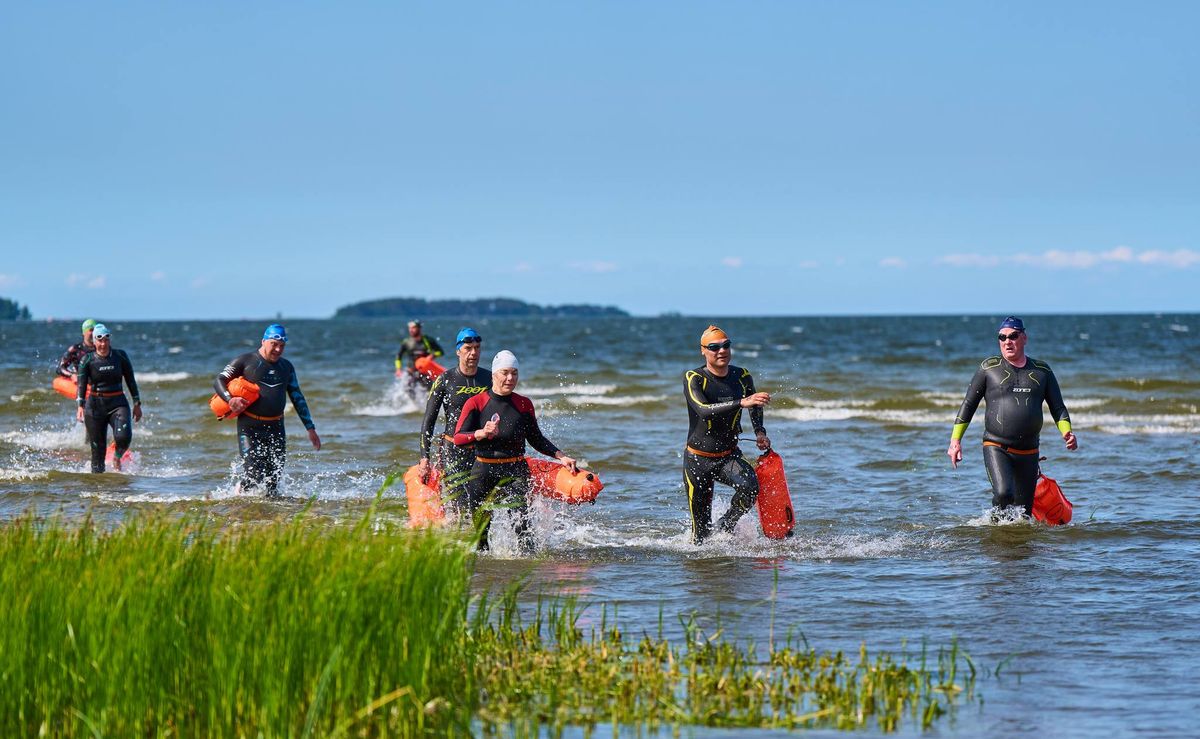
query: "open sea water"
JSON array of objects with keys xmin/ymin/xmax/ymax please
[{"xmin": 1, "ymin": 313, "xmax": 1197, "ymax": 736}]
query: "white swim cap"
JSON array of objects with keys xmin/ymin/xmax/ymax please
[{"xmin": 491, "ymin": 350, "xmax": 519, "ymax": 372}]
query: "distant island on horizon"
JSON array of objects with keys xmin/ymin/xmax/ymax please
[{"xmin": 333, "ymin": 296, "xmax": 629, "ymax": 319}]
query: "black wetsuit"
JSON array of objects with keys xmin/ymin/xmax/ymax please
[
  {"xmin": 420, "ymin": 366, "xmax": 492, "ymax": 515},
  {"xmin": 76, "ymin": 349, "xmax": 139, "ymax": 473},
  {"xmin": 953, "ymin": 355, "xmax": 1073, "ymax": 515},
  {"xmin": 453, "ymin": 389, "xmax": 560, "ymax": 552},
  {"xmin": 396, "ymin": 335, "xmax": 445, "ymax": 382},
  {"xmin": 683, "ymin": 365, "xmax": 764, "ymax": 543},
  {"xmin": 58, "ymin": 341, "xmax": 94, "ymax": 378},
  {"xmin": 215, "ymin": 352, "xmax": 315, "ymax": 497}
]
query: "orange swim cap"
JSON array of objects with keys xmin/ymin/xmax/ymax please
[{"xmin": 700, "ymin": 325, "xmax": 729, "ymax": 347}]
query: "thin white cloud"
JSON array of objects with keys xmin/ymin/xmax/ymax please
[
  {"xmin": 191, "ymin": 276, "xmax": 210, "ymax": 289},
  {"xmin": 938, "ymin": 247, "xmax": 1199, "ymax": 270},
  {"xmin": 721, "ymin": 257, "xmax": 743, "ymax": 268},
  {"xmin": 87, "ymin": 276, "xmax": 106, "ymax": 289},
  {"xmin": 879, "ymin": 257, "xmax": 907, "ymax": 269},
  {"xmin": 66, "ymin": 273, "xmax": 88, "ymax": 287},
  {"xmin": 0, "ymin": 273, "xmax": 18, "ymax": 288},
  {"xmin": 150, "ymin": 271, "xmax": 167, "ymax": 282},
  {"xmin": 570, "ymin": 261, "xmax": 618, "ymax": 273}
]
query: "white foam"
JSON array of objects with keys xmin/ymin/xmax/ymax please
[
  {"xmin": 138, "ymin": 372, "xmax": 191, "ymax": 383},
  {"xmin": 353, "ymin": 379, "xmax": 426, "ymax": 416},
  {"xmin": 775, "ymin": 407, "xmax": 948, "ymax": 425},
  {"xmin": 522, "ymin": 384, "xmax": 617, "ymax": 398},
  {"xmin": 0, "ymin": 425, "xmax": 87, "ymax": 450},
  {"xmin": 0, "ymin": 468, "xmax": 50, "ymax": 481},
  {"xmin": 167, "ymin": 346, "xmax": 184, "ymax": 354},
  {"xmin": 565, "ymin": 394, "xmax": 667, "ymax": 407}
]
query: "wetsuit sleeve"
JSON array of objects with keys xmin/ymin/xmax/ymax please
[
  {"xmin": 952, "ymin": 365, "xmax": 988, "ymax": 440},
  {"xmin": 76, "ymin": 353, "xmax": 92, "ymax": 406},
  {"xmin": 428, "ymin": 337, "xmax": 444, "ymax": 358},
  {"xmin": 286, "ymin": 365, "xmax": 316, "ymax": 430},
  {"xmin": 684, "ymin": 371, "xmax": 740, "ymax": 418},
  {"xmin": 1043, "ymin": 367, "xmax": 1073, "ymax": 434},
  {"xmin": 118, "ymin": 350, "xmax": 141, "ymax": 404},
  {"xmin": 214, "ymin": 355, "xmax": 246, "ymax": 402},
  {"xmin": 742, "ymin": 370, "xmax": 765, "ymax": 434},
  {"xmin": 420, "ymin": 373, "xmax": 449, "ymax": 457},
  {"xmin": 453, "ymin": 394, "xmax": 484, "ymax": 446},
  {"xmin": 58, "ymin": 344, "xmax": 79, "ymax": 377},
  {"xmin": 524, "ymin": 405, "xmax": 561, "ymax": 458},
  {"xmin": 395, "ymin": 343, "xmax": 406, "ymax": 371}
]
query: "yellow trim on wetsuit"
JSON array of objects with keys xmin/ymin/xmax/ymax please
[
  {"xmin": 1056, "ymin": 419, "xmax": 1073, "ymax": 434},
  {"xmin": 951, "ymin": 422, "xmax": 969, "ymax": 441}
]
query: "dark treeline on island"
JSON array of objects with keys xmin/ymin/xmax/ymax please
[
  {"xmin": 334, "ymin": 296, "xmax": 628, "ymax": 319},
  {"xmin": 0, "ymin": 297, "xmax": 31, "ymax": 321}
]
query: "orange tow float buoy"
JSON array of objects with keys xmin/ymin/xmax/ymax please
[
  {"xmin": 755, "ymin": 449, "xmax": 795, "ymax": 539},
  {"xmin": 413, "ymin": 355, "xmax": 446, "ymax": 381},
  {"xmin": 526, "ymin": 458, "xmax": 603, "ymax": 504},
  {"xmin": 1033, "ymin": 472, "xmax": 1072, "ymax": 526},
  {"xmin": 209, "ymin": 377, "xmax": 261, "ymax": 419},
  {"xmin": 404, "ymin": 465, "xmax": 447, "ymax": 527},
  {"xmin": 52, "ymin": 376, "xmax": 87, "ymax": 399}
]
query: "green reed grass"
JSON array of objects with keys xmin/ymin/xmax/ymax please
[{"xmin": 0, "ymin": 508, "xmax": 975, "ymax": 736}]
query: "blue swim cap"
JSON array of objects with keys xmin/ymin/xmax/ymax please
[
  {"xmin": 263, "ymin": 324, "xmax": 287, "ymax": 343},
  {"xmin": 456, "ymin": 327, "xmax": 481, "ymax": 349},
  {"xmin": 998, "ymin": 316, "xmax": 1025, "ymax": 332},
  {"xmin": 92, "ymin": 323, "xmax": 110, "ymax": 339}
]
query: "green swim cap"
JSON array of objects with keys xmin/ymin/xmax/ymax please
[{"xmin": 81, "ymin": 319, "xmax": 97, "ymax": 333}]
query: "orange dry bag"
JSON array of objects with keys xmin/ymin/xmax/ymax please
[
  {"xmin": 755, "ymin": 449, "xmax": 795, "ymax": 539},
  {"xmin": 527, "ymin": 458, "xmax": 604, "ymax": 504},
  {"xmin": 209, "ymin": 377, "xmax": 261, "ymax": 420},
  {"xmin": 414, "ymin": 355, "xmax": 446, "ymax": 381},
  {"xmin": 404, "ymin": 465, "xmax": 447, "ymax": 527},
  {"xmin": 1033, "ymin": 472, "xmax": 1072, "ymax": 526}
]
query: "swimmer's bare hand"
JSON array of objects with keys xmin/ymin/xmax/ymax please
[
  {"xmin": 756, "ymin": 431, "xmax": 771, "ymax": 451},
  {"xmin": 740, "ymin": 392, "xmax": 771, "ymax": 408},
  {"xmin": 76, "ymin": 406, "xmax": 84, "ymax": 423},
  {"xmin": 133, "ymin": 403, "xmax": 142, "ymax": 422},
  {"xmin": 479, "ymin": 419, "xmax": 499, "ymax": 439},
  {"xmin": 308, "ymin": 428, "xmax": 321, "ymax": 450},
  {"xmin": 229, "ymin": 396, "xmax": 249, "ymax": 414},
  {"xmin": 416, "ymin": 457, "xmax": 430, "ymax": 482},
  {"xmin": 1063, "ymin": 431, "xmax": 1078, "ymax": 451},
  {"xmin": 556, "ymin": 454, "xmax": 578, "ymax": 473},
  {"xmin": 947, "ymin": 439, "xmax": 962, "ymax": 469}
]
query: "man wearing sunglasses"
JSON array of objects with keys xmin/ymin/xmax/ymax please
[
  {"xmin": 683, "ymin": 325, "xmax": 772, "ymax": 544},
  {"xmin": 214, "ymin": 324, "xmax": 321, "ymax": 497},
  {"xmin": 417, "ymin": 327, "xmax": 491, "ymax": 517},
  {"xmin": 947, "ymin": 316, "xmax": 1078, "ymax": 518}
]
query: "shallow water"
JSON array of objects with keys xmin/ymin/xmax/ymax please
[{"xmin": 2, "ymin": 314, "xmax": 1198, "ymax": 736}]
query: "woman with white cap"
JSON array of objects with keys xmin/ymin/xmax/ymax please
[
  {"xmin": 453, "ymin": 350, "xmax": 578, "ymax": 553},
  {"xmin": 74, "ymin": 323, "xmax": 142, "ymax": 472}
]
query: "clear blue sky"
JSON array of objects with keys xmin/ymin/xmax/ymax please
[{"xmin": 2, "ymin": 2, "xmax": 1197, "ymax": 319}]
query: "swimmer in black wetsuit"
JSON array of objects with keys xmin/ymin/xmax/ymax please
[
  {"xmin": 947, "ymin": 317, "xmax": 1079, "ymax": 517},
  {"xmin": 453, "ymin": 350, "xmax": 577, "ymax": 553},
  {"xmin": 395, "ymin": 319, "xmax": 445, "ymax": 384},
  {"xmin": 683, "ymin": 325, "xmax": 772, "ymax": 544},
  {"xmin": 58, "ymin": 319, "xmax": 97, "ymax": 378},
  {"xmin": 417, "ymin": 327, "xmax": 491, "ymax": 517},
  {"xmin": 75, "ymin": 324, "xmax": 141, "ymax": 472},
  {"xmin": 214, "ymin": 324, "xmax": 321, "ymax": 497}
]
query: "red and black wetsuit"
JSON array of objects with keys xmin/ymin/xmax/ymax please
[
  {"xmin": 453, "ymin": 388, "xmax": 560, "ymax": 552},
  {"xmin": 58, "ymin": 341, "xmax": 94, "ymax": 378}
]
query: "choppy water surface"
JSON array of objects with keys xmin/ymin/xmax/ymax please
[{"xmin": 2, "ymin": 314, "xmax": 1198, "ymax": 736}]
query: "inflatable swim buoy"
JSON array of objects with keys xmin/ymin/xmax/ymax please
[
  {"xmin": 527, "ymin": 458, "xmax": 603, "ymax": 504},
  {"xmin": 404, "ymin": 465, "xmax": 447, "ymax": 527},
  {"xmin": 1033, "ymin": 472, "xmax": 1072, "ymax": 526},
  {"xmin": 209, "ymin": 377, "xmax": 261, "ymax": 420},
  {"xmin": 105, "ymin": 442, "xmax": 134, "ymax": 469},
  {"xmin": 53, "ymin": 376, "xmax": 87, "ymax": 399},
  {"xmin": 755, "ymin": 449, "xmax": 795, "ymax": 539},
  {"xmin": 414, "ymin": 355, "xmax": 446, "ymax": 381}
]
